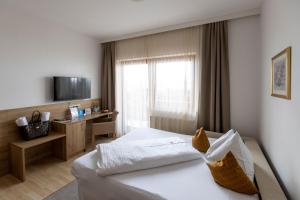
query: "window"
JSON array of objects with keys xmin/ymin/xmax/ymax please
[
  {"xmin": 152, "ymin": 56, "xmax": 195, "ymax": 115},
  {"xmin": 116, "ymin": 55, "xmax": 198, "ymax": 134}
]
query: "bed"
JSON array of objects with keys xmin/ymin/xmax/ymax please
[{"xmin": 71, "ymin": 128, "xmax": 287, "ymax": 200}]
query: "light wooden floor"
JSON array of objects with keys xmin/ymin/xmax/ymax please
[
  {"xmin": 0, "ymin": 154, "xmax": 81, "ymax": 200},
  {"xmin": 0, "ymin": 137, "xmax": 113, "ymax": 200}
]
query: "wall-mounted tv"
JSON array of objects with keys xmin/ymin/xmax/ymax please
[{"xmin": 53, "ymin": 76, "xmax": 91, "ymax": 101}]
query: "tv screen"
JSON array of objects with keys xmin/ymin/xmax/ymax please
[{"xmin": 54, "ymin": 76, "xmax": 91, "ymax": 101}]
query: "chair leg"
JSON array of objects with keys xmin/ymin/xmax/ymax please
[{"xmin": 92, "ymin": 133, "xmax": 95, "ymax": 148}]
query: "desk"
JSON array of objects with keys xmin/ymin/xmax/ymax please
[
  {"xmin": 53, "ymin": 112, "xmax": 113, "ymax": 125},
  {"xmin": 52, "ymin": 112, "xmax": 112, "ymax": 159},
  {"xmin": 10, "ymin": 132, "xmax": 66, "ymax": 181}
]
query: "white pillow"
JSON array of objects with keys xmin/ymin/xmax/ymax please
[
  {"xmin": 207, "ymin": 129, "xmax": 235, "ymax": 150},
  {"xmin": 205, "ymin": 130, "xmax": 254, "ymax": 181}
]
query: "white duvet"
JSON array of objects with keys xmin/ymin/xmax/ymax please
[{"xmin": 96, "ymin": 137, "xmax": 202, "ymax": 176}]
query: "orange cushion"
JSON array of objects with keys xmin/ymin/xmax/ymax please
[
  {"xmin": 192, "ymin": 127, "xmax": 210, "ymax": 153},
  {"xmin": 207, "ymin": 151, "xmax": 258, "ymax": 195}
]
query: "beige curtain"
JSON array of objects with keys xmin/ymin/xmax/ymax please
[
  {"xmin": 101, "ymin": 42, "xmax": 116, "ymax": 111},
  {"xmin": 198, "ymin": 21, "xmax": 230, "ymax": 133},
  {"xmin": 116, "ymin": 27, "xmax": 200, "ymax": 61}
]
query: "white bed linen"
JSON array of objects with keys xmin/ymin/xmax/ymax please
[
  {"xmin": 72, "ymin": 128, "xmax": 259, "ymax": 200},
  {"xmin": 96, "ymin": 137, "xmax": 202, "ymax": 176}
]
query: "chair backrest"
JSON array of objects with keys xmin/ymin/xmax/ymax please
[
  {"xmin": 112, "ymin": 111, "xmax": 119, "ymax": 121},
  {"xmin": 91, "ymin": 111, "xmax": 119, "ymax": 136}
]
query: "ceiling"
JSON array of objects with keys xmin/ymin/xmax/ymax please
[{"xmin": 2, "ymin": 0, "xmax": 262, "ymax": 42}]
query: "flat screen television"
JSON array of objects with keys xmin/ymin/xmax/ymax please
[{"xmin": 53, "ymin": 76, "xmax": 91, "ymax": 101}]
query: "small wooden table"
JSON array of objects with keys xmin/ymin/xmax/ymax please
[{"xmin": 10, "ymin": 132, "xmax": 66, "ymax": 181}]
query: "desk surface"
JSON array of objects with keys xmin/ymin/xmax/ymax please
[
  {"xmin": 11, "ymin": 132, "xmax": 66, "ymax": 149},
  {"xmin": 52, "ymin": 112, "xmax": 113, "ymax": 125}
]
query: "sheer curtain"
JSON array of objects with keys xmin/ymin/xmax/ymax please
[
  {"xmin": 116, "ymin": 60, "xmax": 149, "ymax": 134},
  {"xmin": 116, "ymin": 27, "xmax": 201, "ymax": 136},
  {"xmin": 149, "ymin": 56, "xmax": 198, "ymax": 134}
]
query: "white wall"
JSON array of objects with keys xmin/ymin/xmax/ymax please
[
  {"xmin": 260, "ymin": 0, "xmax": 300, "ymax": 199},
  {"xmin": 228, "ymin": 16, "xmax": 261, "ymax": 138},
  {"xmin": 0, "ymin": 4, "xmax": 100, "ymax": 110}
]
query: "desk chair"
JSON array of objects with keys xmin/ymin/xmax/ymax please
[{"xmin": 91, "ymin": 111, "xmax": 118, "ymax": 147}]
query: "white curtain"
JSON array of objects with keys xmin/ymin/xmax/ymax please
[
  {"xmin": 116, "ymin": 60, "xmax": 150, "ymax": 134},
  {"xmin": 149, "ymin": 56, "xmax": 198, "ymax": 134},
  {"xmin": 116, "ymin": 27, "xmax": 202, "ymax": 136}
]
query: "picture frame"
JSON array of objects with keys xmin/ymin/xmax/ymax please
[{"xmin": 271, "ymin": 47, "xmax": 291, "ymax": 99}]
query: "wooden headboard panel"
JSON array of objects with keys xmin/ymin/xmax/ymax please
[{"xmin": 0, "ymin": 98, "xmax": 100, "ymax": 177}]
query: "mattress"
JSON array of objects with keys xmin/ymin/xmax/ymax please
[{"xmin": 72, "ymin": 128, "xmax": 259, "ymax": 200}]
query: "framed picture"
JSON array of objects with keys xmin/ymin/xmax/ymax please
[{"xmin": 271, "ymin": 47, "xmax": 291, "ymax": 99}]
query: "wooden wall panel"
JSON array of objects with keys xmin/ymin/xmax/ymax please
[
  {"xmin": 0, "ymin": 110, "xmax": 10, "ymax": 175},
  {"xmin": 0, "ymin": 98, "xmax": 100, "ymax": 177}
]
